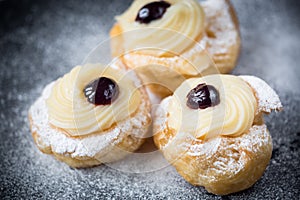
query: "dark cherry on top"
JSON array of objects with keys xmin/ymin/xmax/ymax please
[
  {"xmin": 135, "ymin": 1, "xmax": 171, "ymax": 24},
  {"xmin": 186, "ymin": 83, "xmax": 220, "ymax": 109},
  {"xmin": 83, "ymin": 77, "xmax": 119, "ymax": 106}
]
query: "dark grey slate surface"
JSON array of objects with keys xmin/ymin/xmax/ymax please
[{"xmin": 0, "ymin": 0, "xmax": 299, "ymax": 199}]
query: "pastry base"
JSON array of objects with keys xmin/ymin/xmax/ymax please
[
  {"xmin": 28, "ymin": 82, "xmax": 151, "ymax": 168},
  {"xmin": 110, "ymin": 0, "xmax": 241, "ymax": 97},
  {"xmin": 152, "ymin": 75, "xmax": 282, "ymax": 195},
  {"xmin": 153, "ymin": 97, "xmax": 272, "ymax": 195}
]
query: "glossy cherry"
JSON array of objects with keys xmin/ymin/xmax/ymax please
[
  {"xmin": 83, "ymin": 77, "xmax": 119, "ymax": 106},
  {"xmin": 135, "ymin": 1, "xmax": 171, "ymax": 24},
  {"xmin": 186, "ymin": 83, "xmax": 220, "ymax": 109}
]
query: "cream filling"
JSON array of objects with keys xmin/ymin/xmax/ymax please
[
  {"xmin": 116, "ymin": 0, "xmax": 205, "ymax": 56},
  {"xmin": 167, "ymin": 75, "xmax": 257, "ymax": 139},
  {"xmin": 46, "ymin": 64, "xmax": 141, "ymax": 136}
]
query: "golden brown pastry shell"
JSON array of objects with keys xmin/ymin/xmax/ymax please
[
  {"xmin": 154, "ymin": 122, "xmax": 272, "ymax": 195},
  {"xmin": 28, "ymin": 83, "xmax": 151, "ymax": 168},
  {"xmin": 110, "ymin": 0, "xmax": 241, "ymax": 97}
]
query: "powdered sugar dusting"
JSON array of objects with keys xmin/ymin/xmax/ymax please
[
  {"xmin": 202, "ymin": 0, "xmax": 238, "ymax": 54},
  {"xmin": 121, "ymin": 0, "xmax": 239, "ymax": 75},
  {"xmin": 29, "ymin": 78, "xmax": 150, "ymax": 157},
  {"xmin": 30, "ymin": 83, "xmax": 119, "ymax": 157},
  {"xmin": 239, "ymin": 124, "xmax": 270, "ymax": 153},
  {"xmin": 240, "ymin": 75, "xmax": 283, "ymax": 113},
  {"xmin": 188, "ymin": 137, "xmax": 222, "ymax": 157},
  {"xmin": 154, "ymin": 90, "xmax": 272, "ymax": 173}
]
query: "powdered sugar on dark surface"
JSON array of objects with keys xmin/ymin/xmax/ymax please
[{"xmin": 0, "ymin": 0, "xmax": 299, "ymax": 199}]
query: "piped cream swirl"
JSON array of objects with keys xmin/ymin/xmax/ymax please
[
  {"xmin": 46, "ymin": 64, "xmax": 141, "ymax": 136},
  {"xmin": 116, "ymin": 0, "xmax": 205, "ymax": 56},
  {"xmin": 167, "ymin": 75, "xmax": 257, "ymax": 139}
]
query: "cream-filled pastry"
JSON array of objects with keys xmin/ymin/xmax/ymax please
[
  {"xmin": 153, "ymin": 74, "xmax": 282, "ymax": 195},
  {"xmin": 110, "ymin": 0, "xmax": 240, "ymax": 97},
  {"xmin": 28, "ymin": 64, "xmax": 151, "ymax": 168}
]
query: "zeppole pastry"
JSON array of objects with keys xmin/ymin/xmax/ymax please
[
  {"xmin": 28, "ymin": 64, "xmax": 151, "ymax": 168},
  {"xmin": 110, "ymin": 0, "xmax": 240, "ymax": 97},
  {"xmin": 153, "ymin": 74, "xmax": 282, "ymax": 195}
]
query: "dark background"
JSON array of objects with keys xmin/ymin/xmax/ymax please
[{"xmin": 0, "ymin": 0, "xmax": 300, "ymax": 199}]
